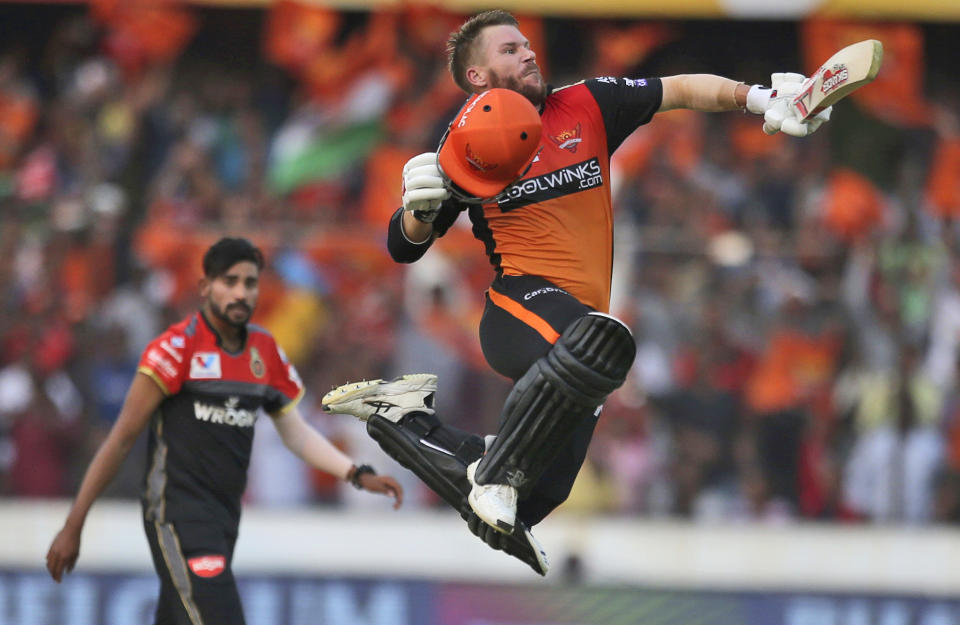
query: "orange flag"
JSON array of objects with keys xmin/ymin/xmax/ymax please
[
  {"xmin": 590, "ymin": 23, "xmax": 675, "ymax": 77},
  {"xmin": 926, "ymin": 137, "xmax": 960, "ymax": 218},
  {"xmin": 822, "ymin": 168, "xmax": 885, "ymax": 242},
  {"xmin": 90, "ymin": 0, "xmax": 196, "ymax": 74},
  {"xmin": 264, "ymin": 0, "xmax": 340, "ymax": 74}
]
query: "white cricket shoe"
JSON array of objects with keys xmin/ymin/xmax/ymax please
[
  {"xmin": 466, "ymin": 459, "xmax": 517, "ymax": 534},
  {"xmin": 321, "ymin": 374, "xmax": 437, "ymax": 423}
]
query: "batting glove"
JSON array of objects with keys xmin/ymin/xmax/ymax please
[
  {"xmin": 761, "ymin": 72, "xmax": 832, "ymax": 138},
  {"xmin": 402, "ymin": 152, "xmax": 449, "ymax": 223}
]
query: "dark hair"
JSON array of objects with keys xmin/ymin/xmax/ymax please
[
  {"xmin": 202, "ymin": 237, "xmax": 264, "ymax": 278},
  {"xmin": 446, "ymin": 10, "xmax": 518, "ymax": 94}
]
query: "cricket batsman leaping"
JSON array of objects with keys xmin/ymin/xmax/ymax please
[{"xmin": 323, "ymin": 10, "xmax": 881, "ymax": 576}]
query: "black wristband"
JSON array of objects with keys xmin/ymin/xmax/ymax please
[
  {"xmin": 350, "ymin": 464, "xmax": 377, "ymax": 489},
  {"xmin": 412, "ymin": 209, "xmax": 438, "ymax": 224}
]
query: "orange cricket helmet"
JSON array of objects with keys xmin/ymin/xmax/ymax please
[{"xmin": 437, "ymin": 88, "xmax": 542, "ymax": 204}]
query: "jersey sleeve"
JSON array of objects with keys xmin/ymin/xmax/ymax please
[
  {"xmin": 584, "ymin": 77, "xmax": 663, "ymax": 154},
  {"xmin": 262, "ymin": 341, "xmax": 305, "ymax": 415},
  {"xmin": 137, "ymin": 329, "xmax": 190, "ymax": 395}
]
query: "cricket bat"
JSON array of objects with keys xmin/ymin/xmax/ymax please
[{"xmin": 790, "ymin": 39, "xmax": 884, "ymax": 121}]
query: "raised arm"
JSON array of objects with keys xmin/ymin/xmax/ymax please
[
  {"xmin": 46, "ymin": 372, "xmax": 164, "ymax": 582},
  {"xmin": 659, "ymin": 74, "xmax": 752, "ymax": 112},
  {"xmin": 659, "ymin": 73, "xmax": 832, "ymax": 137}
]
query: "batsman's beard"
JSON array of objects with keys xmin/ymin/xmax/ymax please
[{"xmin": 489, "ymin": 68, "xmax": 546, "ymax": 108}]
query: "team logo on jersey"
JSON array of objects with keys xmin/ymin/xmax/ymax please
[
  {"xmin": 549, "ymin": 123, "xmax": 582, "ymax": 153},
  {"xmin": 190, "ymin": 352, "xmax": 221, "ymax": 379},
  {"xmin": 465, "ymin": 144, "xmax": 497, "ymax": 173},
  {"xmin": 249, "ymin": 347, "xmax": 265, "ymax": 378},
  {"xmin": 188, "ymin": 555, "xmax": 225, "ymax": 578}
]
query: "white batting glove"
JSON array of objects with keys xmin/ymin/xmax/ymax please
[
  {"xmin": 761, "ymin": 72, "xmax": 832, "ymax": 138},
  {"xmin": 779, "ymin": 106, "xmax": 832, "ymax": 138},
  {"xmin": 402, "ymin": 152, "xmax": 449, "ymax": 223},
  {"xmin": 744, "ymin": 73, "xmax": 803, "ymax": 115}
]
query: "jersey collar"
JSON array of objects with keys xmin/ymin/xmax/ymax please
[{"xmin": 198, "ymin": 310, "xmax": 248, "ymax": 355}]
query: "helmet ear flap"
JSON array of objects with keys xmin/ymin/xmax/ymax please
[{"xmin": 437, "ymin": 88, "xmax": 542, "ymax": 203}]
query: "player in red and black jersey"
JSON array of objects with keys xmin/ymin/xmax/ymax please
[
  {"xmin": 325, "ymin": 10, "xmax": 830, "ymax": 575},
  {"xmin": 47, "ymin": 238, "xmax": 404, "ymax": 624}
]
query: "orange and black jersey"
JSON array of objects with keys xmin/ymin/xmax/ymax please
[
  {"xmin": 137, "ymin": 312, "xmax": 304, "ymax": 526},
  {"xmin": 388, "ymin": 77, "xmax": 663, "ymax": 313}
]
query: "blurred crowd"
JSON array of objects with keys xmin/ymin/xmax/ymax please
[{"xmin": 1, "ymin": 3, "xmax": 959, "ymax": 526}]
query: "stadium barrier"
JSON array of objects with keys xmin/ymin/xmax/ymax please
[{"xmin": 2, "ymin": 500, "xmax": 957, "ymax": 625}]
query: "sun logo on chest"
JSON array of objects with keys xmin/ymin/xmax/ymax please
[{"xmin": 549, "ymin": 123, "xmax": 582, "ymax": 153}]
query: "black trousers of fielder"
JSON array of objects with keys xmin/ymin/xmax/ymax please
[{"xmin": 143, "ymin": 516, "xmax": 244, "ymax": 625}]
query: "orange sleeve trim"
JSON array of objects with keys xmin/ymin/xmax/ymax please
[
  {"xmin": 487, "ymin": 288, "xmax": 560, "ymax": 345},
  {"xmin": 137, "ymin": 367, "xmax": 171, "ymax": 396}
]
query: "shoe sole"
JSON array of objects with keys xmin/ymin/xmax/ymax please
[
  {"xmin": 321, "ymin": 374, "xmax": 437, "ymax": 422},
  {"xmin": 521, "ymin": 527, "xmax": 550, "ymax": 576}
]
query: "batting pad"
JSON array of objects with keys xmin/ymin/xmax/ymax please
[
  {"xmin": 476, "ymin": 313, "xmax": 636, "ymax": 495},
  {"xmin": 366, "ymin": 413, "xmax": 549, "ymax": 575}
]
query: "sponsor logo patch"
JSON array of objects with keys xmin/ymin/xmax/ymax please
[
  {"xmin": 146, "ymin": 349, "xmax": 178, "ymax": 378},
  {"xmin": 457, "ymin": 89, "xmax": 489, "ymax": 128},
  {"xmin": 188, "ymin": 555, "xmax": 225, "ymax": 578},
  {"xmin": 189, "ymin": 352, "xmax": 221, "ymax": 379},
  {"xmin": 820, "ymin": 64, "xmax": 849, "ymax": 95},
  {"xmin": 523, "ymin": 286, "xmax": 569, "ymax": 300},
  {"xmin": 193, "ymin": 396, "xmax": 257, "ymax": 428},
  {"xmin": 160, "ymin": 340, "xmax": 183, "ymax": 363},
  {"xmin": 170, "ymin": 336, "xmax": 185, "ymax": 348},
  {"xmin": 499, "ymin": 157, "xmax": 603, "ymax": 212}
]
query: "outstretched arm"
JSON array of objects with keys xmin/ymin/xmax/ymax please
[
  {"xmin": 659, "ymin": 74, "xmax": 752, "ymax": 112},
  {"xmin": 46, "ymin": 372, "xmax": 164, "ymax": 582},
  {"xmin": 659, "ymin": 73, "xmax": 831, "ymax": 137},
  {"xmin": 271, "ymin": 406, "xmax": 403, "ymax": 508}
]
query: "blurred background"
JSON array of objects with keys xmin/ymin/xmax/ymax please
[{"xmin": 1, "ymin": 0, "xmax": 959, "ymax": 624}]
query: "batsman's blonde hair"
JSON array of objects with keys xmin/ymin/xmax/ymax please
[{"xmin": 446, "ymin": 10, "xmax": 518, "ymax": 94}]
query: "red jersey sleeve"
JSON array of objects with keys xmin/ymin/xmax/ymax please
[
  {"xmin": 262, "ymin": 340, "xmax": 305, "ymax": 414},
  {"xmin": 137, "ymin": 329, "xmax": 190, "ymax": 395}
]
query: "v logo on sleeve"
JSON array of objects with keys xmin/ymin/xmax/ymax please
[{"xmin": 190, "ymin": 352, "xmax": 222, "ymax": 379}]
